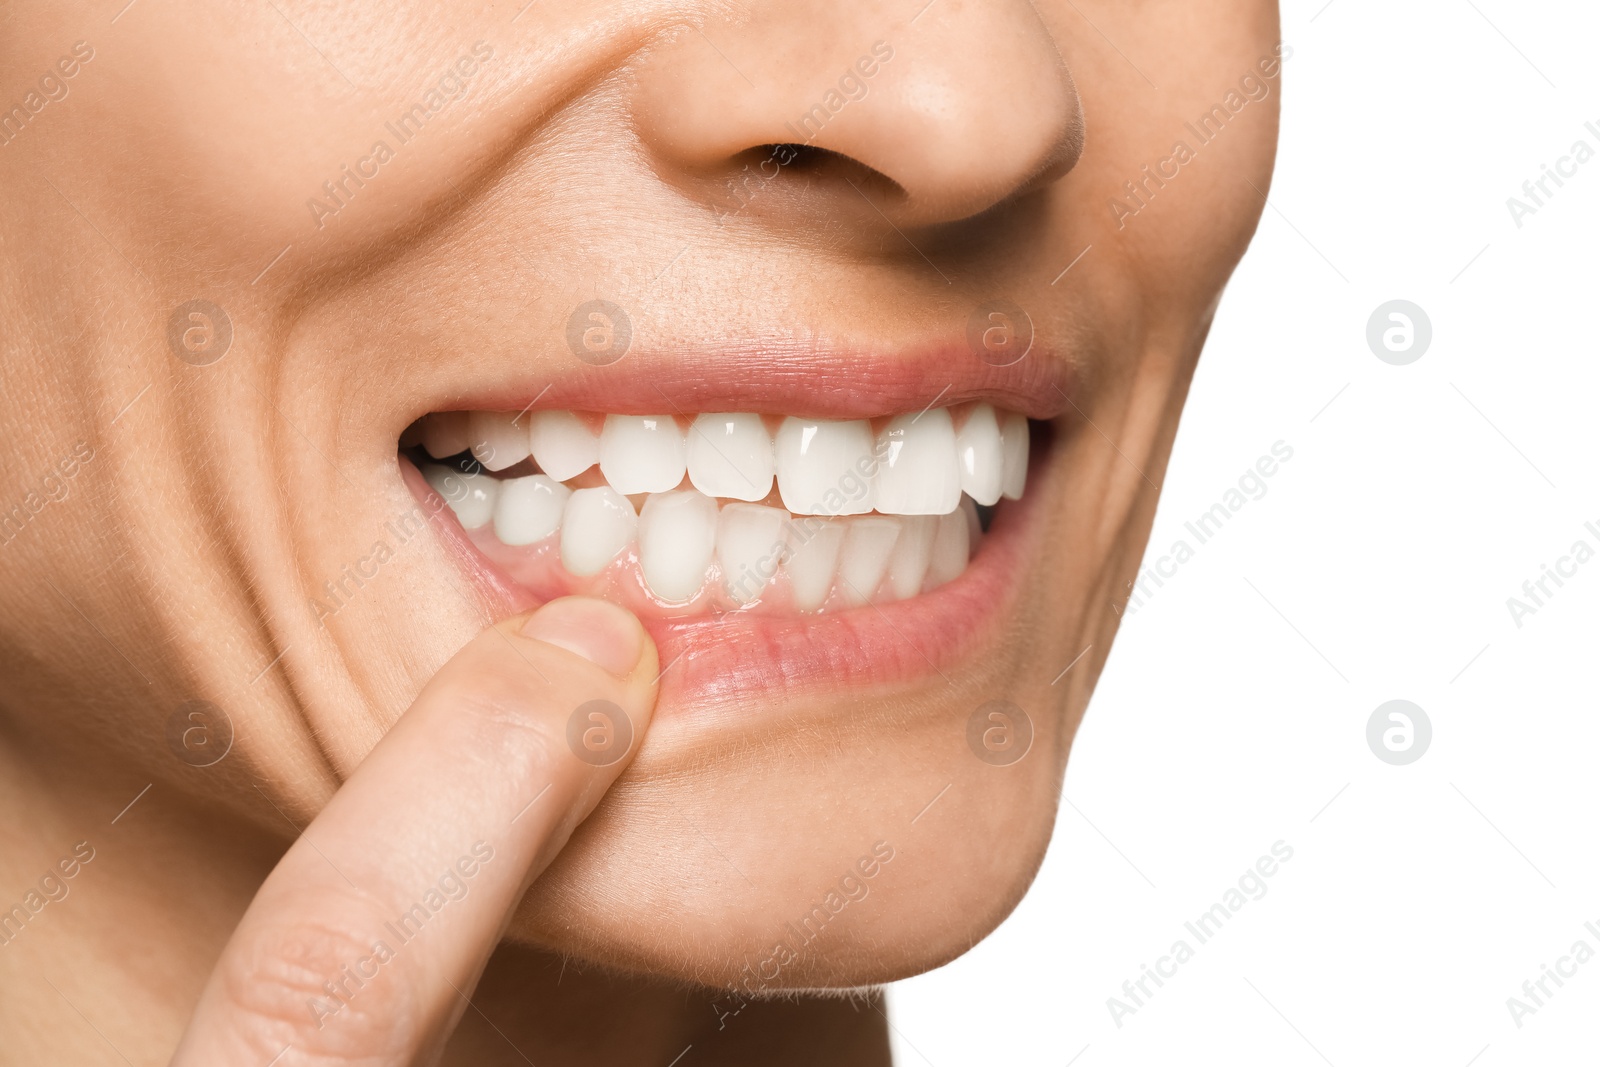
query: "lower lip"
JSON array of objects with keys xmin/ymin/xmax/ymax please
[{"xmin": 398, "ymin": 456, "xmax": 1045, "ymax": 720}]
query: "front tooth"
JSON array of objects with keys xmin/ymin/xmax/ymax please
[
  {"xmin": 888, "ymin": 515, "xmax": 938, "ymax": 599},
  {"xmin": 601, "ymin": 415, "xmax": 687, "ymax": 495},
  {"xmin": 954, "ymin": 404, "xmax": 1004, "ymax": 506},
  {"xmin": 638, "ymin": 491, "xmax": 718, "ymax": 602},
  {"xmin": 774, "ymin": 418, "xmax": 876, "ymax": 516},
  {"xmin": 424, "ymin": 464, "xmax": 497, "ymax": 529},
  {"xmin": 421, "ymin": 412, "xmax": 469, "ymax": 459},
  {"xmin": 1000, "ymin": 411, "xmax": 1029, "ymax": 500},
  {"xmin": 783, "ymin": 517, "xmax": 846, "ymax": 610},
  {"xmin": 687, "ymin": 413, "xmax": 775, "ymax": 502},
  {"xmin": 873, "ymin": 409, "xmax": 961, "ymax": 515},
  {"xmin": 493, "ymin": 475, "xmax": 570, "ymax": 546},
  {"xmin": 837, "ymin": 516, "xmax": 901, "ymax": 605},
  {"xmin": 528, "ymin": 411, "xmax": 600, "ymax": 481},
  {"xmin": 468, "ymin": 411, "xmax": 533, "ymax": 472},
  {"xmin": 560, "ymin": 487, "xmax": 637, "ymax": 576},
  {"xmin": 924, "ymin": 506, "xmax": 970, "ymax": 590},
  {"xmin": 716, "ymin": 503, "xmax": 788, "ymax": 604}
]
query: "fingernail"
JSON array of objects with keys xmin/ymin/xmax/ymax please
[{"xmin": 520, "ymin": 597, "xmax": 644, "ymax": 678}]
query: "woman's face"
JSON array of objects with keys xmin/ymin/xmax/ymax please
[{"xmin": 1, "ymin": 0, "xmax": 1278, "ymax": 988}]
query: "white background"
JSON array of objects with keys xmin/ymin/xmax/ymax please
[{"xmin": 890, "ymin": 1, "xmax": 1600, "ymax": 1064}]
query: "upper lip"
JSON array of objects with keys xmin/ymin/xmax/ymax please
[{"xmin": 399, "ymin": 341, "xmax": 1076, "ymax": 427}]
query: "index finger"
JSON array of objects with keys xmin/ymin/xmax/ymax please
[{"xmin": 172, "ymin": 596, "xmax": 659, "ymax": 1066}]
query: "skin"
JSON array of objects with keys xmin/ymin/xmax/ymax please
[{"xmin": 0, "ymin": 0, "xmax": 1279, "ymax": 1062}]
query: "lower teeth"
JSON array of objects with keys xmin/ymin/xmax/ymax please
[{"xmin": 417, "ymin": 457, "xmax": 985, "ymax": 615}]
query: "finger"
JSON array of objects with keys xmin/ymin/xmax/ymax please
[{"xmin": 173, "ymin": 596, "xmax": 658, "ymax": 1067}]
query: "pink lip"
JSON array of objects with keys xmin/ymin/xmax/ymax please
[{"xmin": 399, "ymin": 342, "xmax": 1076, "ymax": 425}]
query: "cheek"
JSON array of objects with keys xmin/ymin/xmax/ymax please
[{"xmin": 1048, "ymin": 0, "xmax": 1281, "ymax": 307}]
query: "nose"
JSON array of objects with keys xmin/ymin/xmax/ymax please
[{"xmin": 630, "ymin": 3, "xmax": 1085, "ymax": 229}]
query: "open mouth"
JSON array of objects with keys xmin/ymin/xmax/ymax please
[
  {"xmin": 400, "ymin": 404, "xmax": 1035, "ymax": 618},
  {"xmin": 383, "ymin": 350, "xmax": 1072, "ymax": 699}
]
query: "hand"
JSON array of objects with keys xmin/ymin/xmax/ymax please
[{"xmin": 172, "ymin": 597, "xmax": 659, "ymax": 1066}]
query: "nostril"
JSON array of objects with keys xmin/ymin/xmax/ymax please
[{"xmin": 732, "ymin": 143, "xmax": 907, "ymax": 203}]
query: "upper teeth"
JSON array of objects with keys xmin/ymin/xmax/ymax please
[
  {"xmin": 423, "ymin": 406, "xmax": 1026, "ymax": 514},
  {"xmin": 413, "ymin": 405, "xmax": 1029, "ymax": 610}
]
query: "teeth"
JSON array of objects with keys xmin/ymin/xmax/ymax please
[
  {"xmin": 954, "ymin": 404, "xmax": 1005, "ymax": 506},
  {"xmin": 888, "ymin": 515, "xmax": 938, "ymax": 599},
  {"xmin": 716, "ymin": 502, "xmax": 788, "ymax": 604},
  {"xmin": 837, "ymin": 516, "xmax": 901, "ymax": 606},
  {"xmin": 493, "ymin": 475, "xmax": 569, "ymax": 546},
  {"xmin": 414, "ymin": 405, "xmax": 1027, "ymax": 612},
  {"xmin": 874, "ymin": 410, "xmax": 962, "ymax": 515},
  {"xmin": 774, "ymin": 418, "xmax": 876, "ymax": 516},
  {"xmin": 1000, "ymin": 410, "xmax": 1029, "ymax": 501},
  {"xmin": 528, "ymin": 411, "xmax": 600, "ymax": 482},
  {"xmin": 924, "ymin": 505, "xmax": 970, "ymax": 590},
  {"xmin": 600, "ymin": 415, "xmax": 688, "ymax": 495},
  {"xmin": 424, "ymin": 465, "xmax": 497, "ymax": 529},
  {"xmin": 687, "ymin": 413, "xmax": 775, "ymax": 502},
  {"xmin": 784, "ymin": 517, "xmax": 846, "ymax": 611},
  {"xmin": 638, "ymin": 490, "xmax": 718, "ymax": 602},
  {"xmin": 560, "ymin": 487, "xmax": 637, "ymax": 576},
  {"xmin": 468, "ymin": 411, "xmax": 532, "ymax": 472},
  {"xmin": 421, "ymin": 412, "xmax": 470, "ymax": 459}
]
